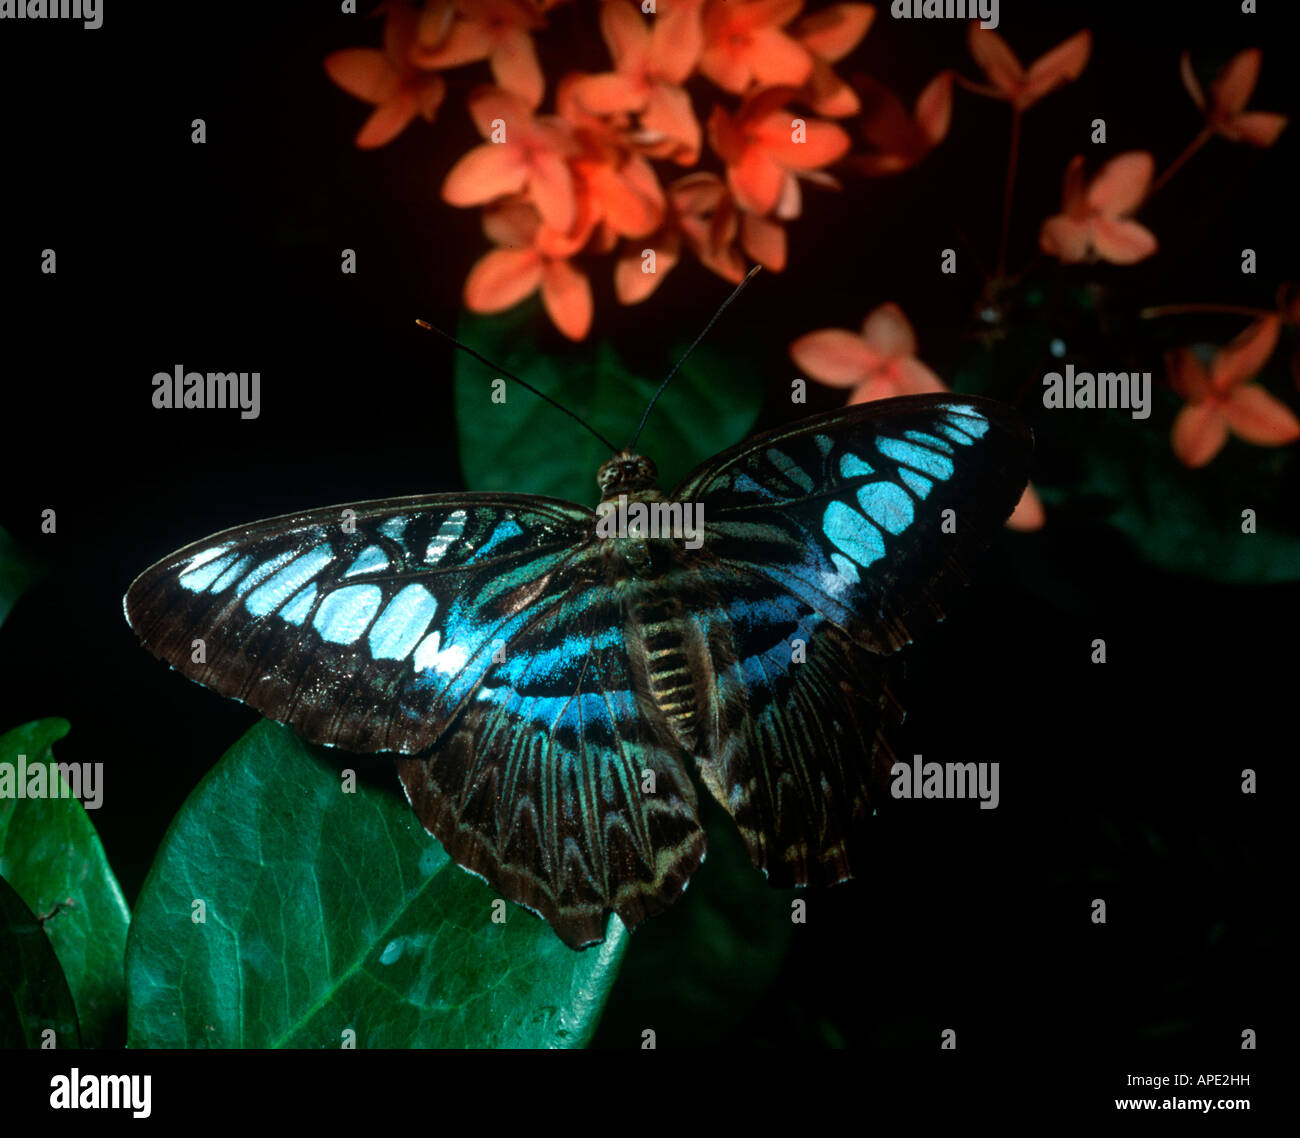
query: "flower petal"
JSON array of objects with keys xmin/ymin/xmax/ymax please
[
  {"xmin": 747, "ymin": 28, "xmax": 814, "ymax": 87},
  {"xmin": 1222, "ymin": 384, "xmax": 1300, "ymax": 445},
  {"xmin": 757, "ymin": 115, "xmax": 851, "ymax": 168},
  {"xmin": 797, "ymin": 3, "xmax": 875, "ymax": 62},
  {"xmin": 1006, "ymin": 484, "xmax": 1046, "ymax": 531},
  {"xmin": 651, "ymin": 0, "xmax": 706, "ymax": 83},
  {"xmin": 465, "ymin": 85, "xmax": 533, "ymax": 138},
  {"xmin": 860, "ymin": 302, "xmax": 917, "ymax": 358},
  {"xmin": 616, "ymin": 236, "xmax": 681, "ymax": 304},
  {"xmin": 1166, "ymin": 347, "xmax": 1211, "ymax": 402},
  {"xmin": 482, "ymin": 199, "xmax": 540, "ymax": 247},
  {"xmin": 1179, "ymin": 50, "xmax": 1205, "ymax": 110},
  {"xmin": 789, "ymin": 328, "xmax": 874, "ymax": 385},
  {"xmin": 541, "ymin": 259, "xmax": 593, "ymax": 340},
  {"xmin": 325, "ymin": 48, "xmax": 401, "ymax": 104},
  {"xmin": 643, "ymin": 82, "xmax": 702, "ymax": 162},
  {"xmin": 1225, "ymin": 111, "xmax": 1288, "ymax": 147},
  {"xmin": 600, "ymin": 0, "xmax": 652, "ymax": 70},
  {"xmin": 727, "ymin": 145, "xmax": 786, "ymax": 214},
  {"xmin": 1086, "ymin": 151, "xmax": 1154, "ymax": 216},
  {"xmin": 464, "ymin": 247, "xmax": 543, "ymax": 312},
  {"xmin": 570, "ymin": 71, "xmax": 646, "ymax": 114},
  {"xmin": 915, "ymin": 71, "xmax": 954, "ymax": 145},
  {"xmin": 491, "ymin": 28, "xmax": 546, "ymax": 108},
  {"xmin": 1210, "ymin": 315, "xmax": 1281, "ymax": 392},
  {"xmin": 1210, "ymin": 47, "xmax": 1260, "ymax": 116},
  {"xmin": 894, "ymin": 357, "xmax": 948, "ymax": 396},
  {"xmin": 1039, "ymin": 215, "xmax": 1092, "ymax": 263},
  {"xmin": 741, "ymin": 212, "xmax": 786, "ymax": 270},
  {"xmin": 967, "ymin": 25, "xmax": 1025, "ymax": 95},
  {"xmin": 1089, "ymin": 217, "xmax": 1157, "ymax": 264},
  {"xmin": 803, "ymin": 56, "xmax": 861, "ymax": 117},
  {"xmin": 1022, "ymin": 30, "xmax": 1092, "ymax": 103},
  {"xmin": 355, "ymin": 92, "xmax": 419, "ymax": 149},
  {"xmin": 443, "ymin": 143, "xmax": 529, "ymax": 206},
  {"xmin": 1171, "ymin": 403, "xmax": 1229, "ymax": 468},
  {"xmin": 527, "ymin": 149, "xmax": 578, "ymax": 232},
  {"xmin": 412, "ymin": 17, "xmax": 493, "ymax": 68}
]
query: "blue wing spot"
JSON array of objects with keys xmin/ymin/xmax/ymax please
[
  {"xmin": 823, "ymin": 499, "xmax": 885, "ymax": 567},
  {"xmin": 942, "ymin": 408, "xmax": 990, "ymax": 439},
  {"xmin": 245, "ymin": 545, "xmax": 333, "ymax": 617},
  {"xmin": 732, "ymin": 472, "xmax": 779, "ymax": 500},
  {"xmin": 899, "ymin": 469, "xmax": 933, "ymax": 499},
  {"xmin": 878, "ymin": 437, "xmax": 955, "ymax": 481},
  {"xmin": 369, "ymin": 583, "xmax": 439, "ymax": 661},
  {"xmin": 425, "ymin": 509, "xmax": 467, "ymax": 564},
  {"xmin": 379, "ymin": 516, "xmax": 408, "ymax": 541},
  {"xmin": 313, "ymin": 583, "xmax": 383, "ymax": 645},
  {"xmin": 470, "ymin": 518, "xmax": 523, "ymax": 561},
  {"xmin": 233, "ymin": 548, "xmax": 300, "ymax": 599},
  {"xmin": 767, "ymin": 448, "xmax": 815, "ymax": 493},
  {"xmin": 839, "ymin": 452, "xmax": 875, "ymax": 480},
  {"xmin": 935, "ymin": 421, "xmax": 978, "ymax": 446},
  {"xmin": 280, "ymin": 584, "xmax": 317, "ymax": 626},
  {"xmin": 178, "ymin": 549, "xmax": 236, "ymax": 593},
  {"xmin": 210, "ymin": 555, "xmax": 253, "ymax": 593},
  {"xmin": 343, "ymin": 545, "xmax": 389, "ymax": 577},
  {"xmin": 903, "ymin": 429, "xmax": 955, "ymax": 455},
  {"xmin": 814, "ymin": 434, "xmax": 833, "ymax": 459},
  {"xmin": 857, "ymin": 481, "xmax": 914, "ymax": 535}
]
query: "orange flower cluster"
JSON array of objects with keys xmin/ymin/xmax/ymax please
[{"xmin": 326, "ymin": 0, "xmax": 911, "ymax": 340}]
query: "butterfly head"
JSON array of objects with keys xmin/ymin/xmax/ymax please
[{"xmin": 597, "ymin": 451, "xmax": 658, "ymax": 498}]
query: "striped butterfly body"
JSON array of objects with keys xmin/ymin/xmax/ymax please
[{"xmin": 125, "ymin": 394, "xmax": 1030, "ymax": 948}]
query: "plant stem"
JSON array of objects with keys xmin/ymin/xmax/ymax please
[
  {"xmin": 996, "ymin": 106, "xmax": 1021, "ymax": 280},
  {"xmin": 1140, "ymin": 302, "xmax": 1275, "ymax": 320},
  {"xmin": 1146, "ymin": 127, "xmax": 1212, "ymax": 200}
]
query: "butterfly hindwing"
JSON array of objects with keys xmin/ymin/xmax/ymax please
[
  {"xmin": 397, "ymin": 582, "xmax": 705, "ymax": 949},
  {"xmin": 124, "ymin": 493, "xmax": 594, "ymax": 754}
]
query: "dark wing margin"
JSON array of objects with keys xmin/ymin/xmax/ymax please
[
  {"xmin": 673, "ymin": 394, "xmax": 1032, "ymax": 653},
  {"xmin": 123, "ymin": 492, "xmax": 595, "ymax": 755},
  {"xmin": 398, "ymin": 585, "xmax": 705, "ymax": 949}
]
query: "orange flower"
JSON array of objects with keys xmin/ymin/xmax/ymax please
[
  {"xmin": 412, "ymin": 0, "xmax": 547, "ymax": 108},
  {"xmin": 1180, "ymin": 48, "xmax": 1288, "ymax": 147},
  {"xmin": 568, "ymin": 0, "xmax": 705, "ymax": 164},
  {"xmin": 323, "ymin": 4, "xmax": 446, "ymax": 148},
  {"xmin": 1039, "ymin": 153, "xmax": 1157, "ymax": 265},
  {"xmin": 708, "ymin": 88, "xmax": 850, "ymax": 215},
  {"xmin": 464, "ymin": 199, "xmax": 593, "ymax": 341},
  {"xmin": 443, "ymin": 87, "xmax": 578, "ymax": 231},
  {"xmin": 615, "ymin": 173, "xmax": 730, "ymax": 302},
  {"xmin": 698, "ymin": 0, "xmax": 813, "ymax": 94},
  {"xmin": 794, "ymin": 3, "xmax": 875, "ymax": 117},
  {"xmin": 850, "ymin": 71, "xmax": 953, "ymax": 175},
  {"xmin": 1168, "ymin": 316, "xmax": 1299, "ymax": 467},
  {"xmin": 966, "ymin": 24, "xmax": 1091, "ymax": 110},
  {"xmin": 790, "ymin": 303, "xmax": 947, "ymax": 403}
]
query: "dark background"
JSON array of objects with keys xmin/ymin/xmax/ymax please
[{"xmin": 0, "ymin": 0, "xmax": 1291, "ymax": 1084}]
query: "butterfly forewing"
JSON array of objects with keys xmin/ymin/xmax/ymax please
[
  {"xmin": 124, "ymin": 493, "xmax": 593, "ymax": 754},
  {"xmin": 675, "ymin": 395, "xmax": 1032, "ymax": 653}
]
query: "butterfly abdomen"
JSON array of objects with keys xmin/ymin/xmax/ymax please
[{"xmin": 625, "ymin": 592, "xmax": 706, "ymax": 752}]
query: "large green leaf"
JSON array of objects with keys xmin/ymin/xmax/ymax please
[
  {"xmin": 0, "ymin": 524, "xmax": 42, "ymax": 630},
  {"xmin": 453, "ymin": 299, "xmax": 764, "ymax": 499},
  {"xmin": 126, "ymin": 720, "xmax": 628, "ymax": 1048},
  {"xmin": 0, "ymin": 874, "xmax": 81, "ymax": 1049},
  {"xmin": 0, "ymin": 719, "xmax": 129, "ymax": 1048}
]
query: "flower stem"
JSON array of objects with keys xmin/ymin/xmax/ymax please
[
  {"xmin": 996, "ymin": 106, "xmax": 1021, "ymax": 280},
  {"xmin": 1140, "ymin": 302, "xmax": 1275, "ymax": 320},
  {"xmin": 1146, "ymin": 127, "xmax": 1212, "ymax": 200}
]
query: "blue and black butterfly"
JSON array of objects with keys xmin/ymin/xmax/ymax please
[{"xmin": 125, "ymin": 277, "xmax": 1031, "ymax": 949}]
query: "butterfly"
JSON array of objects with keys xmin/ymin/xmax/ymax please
[{"xmin": 124, "ymin": 386, "xmax": 1031, "ymax": 950}]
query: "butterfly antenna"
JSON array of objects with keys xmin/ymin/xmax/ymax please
[
  {"xmin": 416, "ymin": 320, "xmax": 620, "ymax": 453},
  {"xmin": 629, "ymin": 265, "xmax": 762, "ymax": 451}
]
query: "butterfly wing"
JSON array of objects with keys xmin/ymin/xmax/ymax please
[
  {"xmin": 673, "ymin": 394, "xmax": 1031, "ymax": 885},
  {"xmin": 124, "ymin": 493, "xmax": 597, "ymax": 754},
  {"xmin": 397, "ymin": 582, "xmax": 704, "ymax": 949},
  {"xmin": 125, "ymin": 492, "xmax": 704, "ymax": 948}
]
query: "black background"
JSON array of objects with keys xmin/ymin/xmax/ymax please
[{"xmin": 0, "ymin": 0, "xmax": 1291, "ymax": 1100}]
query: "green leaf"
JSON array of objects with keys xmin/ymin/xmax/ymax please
[
  {"xmin": 0, "ymin": 524, "xmax": 42, "ymax": 630},
  {"xmin": 0, "ymin": 874, "xmax": 81, "ymax": 1048},
  {"xmin": 126, "ymin": 720, "xmax": 627, "ymax": 1048},
  {"xmin": 0, "ymin": 719, "xmax": 129, "ymax": 1048},
  {"xmin": 453, "ymin": 299, "xmax": 765, "ymax": 499}
]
